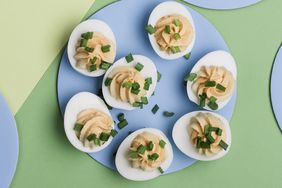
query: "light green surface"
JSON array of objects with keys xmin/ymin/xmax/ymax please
[
  {"xmin": 0, "ymin": 0, "xmax": 93, "ymax": 114},
  {"xmin": 11, "ymin": 0, "xmax": 282, "ymax": 187}
]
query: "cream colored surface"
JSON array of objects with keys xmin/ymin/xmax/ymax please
[{"xmin": 0, "ymin": 0, "xmax": 93, "ymax": 114}]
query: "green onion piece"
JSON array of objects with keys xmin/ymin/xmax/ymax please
[
  {"xmin": 143, "ymin": 82, "xmax": 150, "ymax": 90},
  {"xmin": 104, "ymin": 77, "xmax": 112, "ymax": 86},
  {"xmin": 208, "ymin": 101, "xmax": 218, "ymax": 110},
  {"xmin": 90, "ymin": 57, "xmax": 97, "ymax": 64},
  {"xmin": 85, "ymin": 47, "xmax": 94, "ymax": 52},
  {"xmin": 122, "ymin": 82, "xmax": 132, "ymax": 88},
  {"xmin": 147, "ymin": 153, "xmax": 159, "ymax": 161},
  {"xmin": 86, "ymin": 133, "xmax": 97, "ymax": 141},
  {"xmin": 81, "ymin": 32, "xmax": 93, "ymax": 39},
  {"xmin": 207, "ymin": 133, "xmax": 215, "ymax": 144},
  {"xmin": 145, "ymin": 24, "xmax": 156, "ymax": 34},
  {"xmin": 80, "ymin": 39, "xmax": 88, "ymax": 47},
  {"xmin": 184, "ymin": 53, "xmax": 191, "ymax": 60},
  {"xmin": 151, "ymin": 104, "xmax": 159, "ymax": 114},
  {"xmin": 163, "ymin": 111, "xmax": 174, "ymax": 117},
  {"xmin": 129, "ymin": 151, "xmax": 139, "ymax": 159},
  {"xmin": 100, "ymin": 62, "xmax": 111, "ymax": 70},
  {"xmin": 145, "ymin": 77, "xmax": 152, "ymax": 84},
  {"xmin": 117, "ymin": 113, "xmax": 125, "ymax": 121},
  {"xmin": 117, "ymin": 119, "xmax": 128, "ymax": 129},
  {"xmin": 132, "ymin": 102, "xmax": 143, "ymax": 108},
  {"xmin": 125, "ymin": 53, "xmax": 134, "ymax": 63},
  {"xmin": 209, "ymin": 127, "xmax": 219, "ymax": 132},
  {"xmin": 99, "ymin": 132, "xmax": 110, "ymax": 141},
  {"xmin": 165, "ymin": 25, "xmax": 171, "ymax": 34},
  {"xmin": 110, "ymin": 129, "xmax": 118, "ymax": 137},
  {"xmin": 173, "ymin": 33, "xmax": 181, "ymax": 40},
  {"xmin": 89, "ymin": 64, "xmax": 97, "ymax": 72},
  {"xmin": 209, "ymin": 96, "xmax": 217, "ymax": 103},
  {"xmin": 74, "ymin": 123, "xmax": 83, "ymax": 132},
  {"xmin": 216, "ymin": 83, "xmax": 226, "ymax": 92},
  {"xmin": 184, "ymin": 73, "xmax": 197, "ymax": 82},
  {"xmin": 94, "ymin": 138, "xmax": 101, "ymax": 146},
  {"xmin": 219, "ymin": 140, "xmax": 228, "ymax": 150},
  {"xmin": 147, "ymin": 141, "xmax": 154, "ymax": 151},
  {"xmin": 205, "ymin": 80, "xmax": 216, "ymax": 87},
  {"xmin": 170, "ymin": 46, "xmax": 181, "ymax": 54},
  {"xmin": 200, "ymin": 141, "xmax": 211, "ymax": 149},
  {"xmin": 135, "ymin": 63, "xmax": 144, "ymax": 72},
  {"xmin": 174, "ymin": 19, "xmax": 181, "ymax": 26},
  {"xmin": 159, "ymin": 140, "xmax": 166, "ymax": 148},
  {"xmin": 216, "ymin": 128, "xmax": 222, "ymax": 136},
  {"xmin": 137, "ymin": 145, "xmax": 146, "ymax": 154},
  {"xmin": 157, "ymin": 71, "xmax": 162, "ymax": 82},
  {"xmin": 158, "ymin": 167, "xmax": 164, "ymax": 174},
  {"xmin": 101, "ymin": 45, "xmax": 111, "ymax": 53},
  {"xmin": 141, "ymin": 96, "xmax": 148, "ymax": 105},
  {"xmin": 199, "ymin": 93, "xmax": 207, "ymax": 107},
  {"xmin": 204, "ymin": 124, "xmax": 211, "ymax": 135},
  {"xmin": 132, "ymin": 82, "xmax": 140, "ymax": 90},
  {"xmin": 196, "ymin": 137, "xmax": 202, "ymax": 149},
  {"xmin": 131, "ymin": 89, "xmax": 140, "ymax": 95}
]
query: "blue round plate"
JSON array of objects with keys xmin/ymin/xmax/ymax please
[
  {"xmin": 183, "ymin": 0, "xmax": 262, "ymax": 10},
  {"xmin": 0, "ymin": 94, "xmax": 19, "ymax": 187},
  {"xmin": 57, "ymin": 0, "xmax": 237, "ymax": 174}
]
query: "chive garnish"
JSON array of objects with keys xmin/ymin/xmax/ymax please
[
  {"xmin": 132, "ymin": 82, "xmax": 140, "ymax": 90},
  {"xmin": 196, "ymin": 137, "xmax": 202, "ymax": 149},
  {"xmin": 80, "ymin": 39, "xmax": 88, "ymax": 47},
  {"xmin": 99, "ymin": 132, "xmax": 110, "ymax": 141},
  {"xmin": 199, "ymin": 93, "xmax": 207, "ymax": 107},
  {"xmin": 174, "ymin": 19, "xmax": 181, "ymax": 26},
  {"xmin": 165, "ymin": 25, "xmax": 171, "ymax": 34},
  {"xmin": 74, "ymin": 123, "xmax": 83, "ymax": 132},
  {"xmin": 141, "ymin": 96, "xmax": 148, "ymax": 105},
  {"xmin": 148, "ymin": 153, "xmax": 159, "ymax": 161},
  {"xmin": 208, "ymin": 101, "xmax": 218, "ymax": 110},
  {"xmin": 157, "ymin": 71, "xmax": 162, "ymax": 82},
  {"xmin": 216, "ymin": 128, "xmax": 222, "ymax": 136},
  {"xmin": 170, "ymin": 46, "xmax": 181, "ymax": 54},
  {"xmin": 173, "ymin": 33, "xmax": 181, "ymax": 40},
  {"xmin": 129, "ymin": 151, "xmax": 139, "ymax": 159},
  {"xmin": 184, "ymin": 53, "xmax": 191, "ymax": 60},
  {"xmin": 100, "ymin": 62, "xmax": 111, "ymax": 70},
  {"xmin": 137, "ymin": 145, "xmax": 146, "ymax": 154},
  {"xmin": 90, "ymin": 57, "xmax": 97, "ymax": 64},
  {"xmin": 151, "ymin": 104, "xmax": 159, "ymax": 114},
  {"xmin": 143, "ymin": 82, "xmax": 150, "ymax": 90},
  {"xmin": 205, "ymin": 80, "xmax": 216, "ymax": 87},
  {"xmin": 81, "ymin": 32, "xmax": 93, "ymax": 40},
  {"xmin": 125, "ymin": 53, "xmax": 134, "ymax": 63},
  {"xmin": 86, "ymin": 133, "xmax": 97, "ymax": 141},
  {"xmin": 184, "ymin": 73, "xmax": 197, "ymax": 82},
  {"xmin": 122, "ymin": 82, "xmax": 132, "ymax": 88},
  {"xmin": 216, "ymin": 83, "xmax": 226, "ymax": 92},
  {"xmin": 206, "ymin": 133, "xmax": 215, "ymax": 144},
  {"xmin": 158, "ymin": 167, "xmax": 164, "ymax": 174},
  {"xmin": 159, "ymin": 140, "xmax": 166, "ymax": 148},
  {"xmin": 89, "ymin": 64, "xmax": 97, "ymax": 72},
  {"xmin": 145, "ymin": 77, "xmax": 152, "ymax": 84},
  {"xmin": 145, "ymin": 24, "xmax": 156, "ymax": 34},
  {"xmin": 104, "ymin": 77, "xmax": 112, "ymax": 86},
  {"xmin": 135, "ymin": 63, "xmax": 144, "ymax": 72},
  {"xmin": 94, "ymin": 138, "xmax": 101, "ymax": 146},
  {"xmin": 204, "ymin": 124, "xmax": 211, "ymax": 135},
  {"xmin": 200, "ymin": 141, "xmax": 211, "ymax": 149},
  {"xmin": 85, "ymin": 47, "xmax": 94, "ymax": 52},
  {"xmin": 117, "ymin": 113, "xmax": 125, "ymax": 121},
  {"xmin": 101, "ymin": 45, "xmax": 111, "ymax": 53},
  {"xmin": 110, "ymin": 129, "xmax": 118, "ymax": 137},
  {"xmin": 209, "ymin": 96, "xmax": 217, "ymax": 103},
  {"xmin": 132, "ymin": 102, "xmax": 142, "ymax": 107},
  {"xmin": 118, "ymin": 119, "xmax": 128, "ymax": 129},
  {"xmin": 131, "ymin": 89, "xmax": 140, "ymax": 95},
  {"xmin": 219, "ymin": 140, "xmax": 228, "ymax": 150},
  {"xmin": 147, "ymin": 141, "xmax": 154, "ymax": 151},
  {"xmin": 163, "ymin": 111, "xmax": 174, "ymax": 117}
]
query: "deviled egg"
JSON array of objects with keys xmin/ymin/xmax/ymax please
[
  {"xmin": 102, "ymin": 54, "xmax": 157, "ymax": 110},
  {"xmin": 64, "ymin": 92, "xmax": 116, "ymax": 153},
  {"xmin": 67, "ymin": 19, "xmax": 116, "ymax": 77},
  {"xmin": 186, "ymin": 51, "xmax": 237, "ymax": 111},
  {"xmin": 146, "ymin": 1, "xmax": 196, "ymax": 60},
  {"xmin": 172, "ymin": 111, "xmax": 231, "ymax": 161},
  {"xmin": 115, "ymin": 128, "xmax": 173, "ymax": 181}
]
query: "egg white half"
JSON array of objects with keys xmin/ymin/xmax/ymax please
[
  {"xmin": 102, "ymin": 55, "xmax": 157, "ymax": 110},
  {"xmin": 186, "ymin": 50, "xmax": 237, "ymax": 111},
  {"xmin": 147, "ymin": 1, "xmax": 196, "ymax": 60},
  {"xmin": 172, "ymin": 111, "xmax": 231, "ymax": 161},
  {"xmin": 115, "ymin": 128, "xmax": 173, "ymax": 181},
  {"xmin": 64, "ymin": 92, "xmax": 114, "ymax": 153},
  {"xmin": 67, "ymin": 19, "xmax": 117, "ymax": 77}
]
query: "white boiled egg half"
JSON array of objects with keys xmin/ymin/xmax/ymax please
[
  {"xmin": 172, "ymin": 111, "xmax": 231, "ymax": 161},
  {"xmin": 64, "ymin": 92, "xmax": 114, "ymax": 153},
  {"xmin": 186, "ymin": 50, "xmax": 237, "ymax": 111},
  {"xmin": 147, "ymin": 1, "xmax": 196, "ymax": 60},
  {"xmin": 67, "ymin": 19, "xmax": 116, "ymax": 77},
  {"xmin": 115, "ymin": 128, "xmax": 173, "ymax": 181},
  {"xmin": 102, "ymin": 54, "xmax": 157, "ymax": 110}
]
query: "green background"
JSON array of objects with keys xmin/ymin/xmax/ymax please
[{"xmin": 10, "ymin": 0, "xmax": 282, "ymax": 187}]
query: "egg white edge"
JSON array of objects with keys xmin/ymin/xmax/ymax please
[
  {"xmin": 102, "ymin": 55, "xmax": 158, "ymax": 111},
  {"xmin": 64, "ymin": 92, "xmax": 114, "ymax": 153},
  {"xmin": 172, "ymin": 110, "xmax": 231, "ymax": 161},
  {"xmin": 67, "ymin": 19, "xmax": 117, "ymax": 77},
  {"xmin": 147, "ymin": 1, "xmax": 196, "ymax": 60},
  {"xmin": 115, "ymin": 128, "xmax": 174, "ymax": 181},
  {"xmin": 186, "ymin": 50, "xmax": 237, "ymax": 111}
]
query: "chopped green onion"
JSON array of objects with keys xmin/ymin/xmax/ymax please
[
  {"xmin": 117, "ymin": 113, "xmax": 125, "ymax": 121},
  {"xmin": 158, "ymin": 167, "xmax": 164, "ymax": 174},
  {"xmin": 101, "ymin": 45, "xmax": 111, "ymax": 53},
  {"xmin": 147, "ymin": 141, "xmax": 154, "ymax": 151},
  {"xmin": 196, "ymin": 137, "xmax": 202, "ymax": 149},
  {"xmin": 141, "ymin": 96, "xmax": 148, "ymax": 105},
  {"xmin": 86, "ymin": 133, "xmax": 97, "ymax": 141},
  {"xmin": 209, "ymin": 96, "xmax": 217, "ymax": 103},
  {"xmin": 122, "ymin": 82, "xmax": 132, "ymax": 88},
  {"xmin": 163, "ymin": 111, "xmax": 174, "ymax": 117},
  {"xmin": 170, "ymin": 46, "xmax": 181, "ymax": 54},
  {"xmin": 174, "ymin": 19, "xmax": 181, "ymax": 26},
  {"xmin": 132, "ymin": 102, "xmax": 143, "ymax": 108},
  {"xmin": 200, "ymin": 141, "xmax": 211, "ymax": 149},
  {"xmin": 216, "ymin": 83, "xmax": 226, "ymax": 92},
  {"xmin": 80, "ymin": 39, "xmax": 88, "ymax": 47},
  {"xmin": 165, "ymin": 25, "xmax": 171, "ymax": 34},
  {"xmin": 145, "ymin": 24, "xmax": 156, "ymax": 34},
  {"xmin": 157, "ymin": 71, "xmax": 162, "ymax": 82},
  {"xmin": 184, "ymin": 73, "xmax": 197, "ymax": 82},
  {"xmin": 143, "ymin": 82, "xmax": 150, "ymax": 90},
  {"xmin": 89, "ymin": 64, "xmax": 97, "ymax": 72},
  {"xmin": 184, "ymin": 53, "xmax": 191, "ymax": 60},
  {"xmin": 129, "ymin": 151, "xmax": 139, "ymax": 159},
  {"xmin": 74, "ymin": 123, "xmax": 83, "ymax": 132},
  {"xmin": 100, "ymin": 62, "xmax": 111, "ymax": 70},
  {"xmin": 125, "ymin": 53, "xmax": 134, "ymax": 63},
  {"xmin": 132, "ymin": 82, "xmax": 140, "ymax": 90},
  {"xmin": 135, "ymin": 63, "xmax": 144, "ymax": 72},
  {"xmin": 147, "ymin": 153, "xmax": 159, "ymax": 161},
  {"xmin": 145, "ymin": 77, "xmax": 152, "ymax": 84},
  {"xmin": 207, "ymin": 133, "xmax": 215, "ymax": 144},
  {"xmin": 216, "ymin": 128, "xmax": 222, "ymax": 136},
  {"xmin": 173, "ymin": 33, "xmax": 181, "ymax": 40},
  {"xmin": 90, "ymin": 57, "xmax": 97, "ymax": 64},
  {"xmin": 205, "ymin": 80, "xmax": 216, "ymax": 87},
  {"xmin": 81, "ymin": 32, "xmax": 93, "ymax": 39},
  {"xmin": 159, "ymin": 140, "xmax": 166, "ymax": 148},
  {"xmin": 104, "ymin": 77, "xmax": 112, "ymax": 86},
  {"xmin": 85, "ymin": 47, "xmax": 94, "ymax": 52},
  {"xmin": 94, "ymin": 138, "xmax": 101, "ymax": 146},
  {"xmin": 99, "ymin": 132, "xmax": 110, "ymax": 141},
  {"xmin": 137, "ymin": 145, "xmax": 146, "ymax": 154},
  {"xmin": 110, "ymin": 129, "xmax": 118, "ymax": 137},
  {"xmin": 208, "ymin": 101, "xmax": 218, "ymax": 110},
  {"xmin": 199, "ymin": 93, "xmax": 207, "ymax": 107},
  {"xmin": 118, "ymin": 119, "xmax": 128, "ymax": 129},
  {"xmin": 219, "ymin": 140, "xmax": 228, "ymax": 150},
  {"xmin": 131, "ymin": 89, "xmax": 140, "ymax": 95},
  {"xmin": 151, "ymin": 104, "xmax": 159, "ymax": 114},
  {"xmin": 204, "ymin": 124, "xmax": 211, "ymax": 135},
  {"xmin": 209, "ymin": 126, "xmax": 219, "ymax": 132}
]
